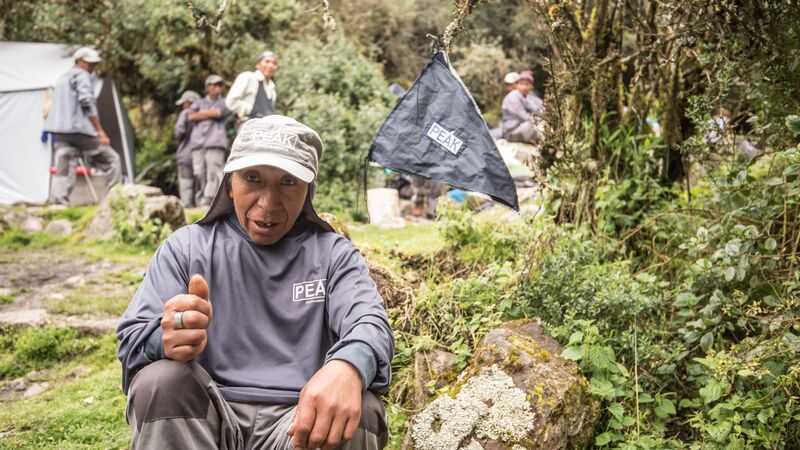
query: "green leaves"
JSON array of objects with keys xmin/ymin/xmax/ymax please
[
  {"xmin": 786, "ymin": 115, "xmax": 800, "ymax": 135},
  {"xmin": 561, "ymin": 345, "xmax": 584, "ymax": 361},
  {"xmin": 654, "ymin": 399, "xmax": 676, "ymax": 419},
  {"xmin": 699, "ymin": 379, "xmax": 727, "ymax": 405},
  {"xmin": 674, "ymin": 292, "xmax": 700, "ymax": 308},
  {"xmin": 595, "ymin": 432, "xmax": 613, "ymax": 446},
  {"xmin": 590, "ymin": 377, "xmax": 617, "ymax": 400}
]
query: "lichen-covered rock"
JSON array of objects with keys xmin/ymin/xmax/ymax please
[
  {"xmin": 85, "ymin": 184, "xmax": 185, "ymax": 241},
  {"xmin": 406, "ymin": 320, "xmax": 599, "ymax": 450},
  {"xmin": 412, "ymin": 349, "xmax": 456, "ymax": 410}
]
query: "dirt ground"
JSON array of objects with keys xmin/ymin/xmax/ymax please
[{"xmin": 0, "ymin": 249, "xmax": 142, "ymax": 334}]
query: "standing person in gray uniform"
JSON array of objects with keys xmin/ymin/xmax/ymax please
[
  {"xmin": 44, "ymin": 46, "xmax": 121, "ymax": 204},
  {"xmin": 186, "ymin": 74, "xmax": 230, "ymax": 207},
  {"xmin": 174, "ymin": 90, "xmax": 201, "ymax": 207},
  {"xmin": 117, "ymin": 115, "xmax": 394, "ymax": 450},
  {"xmin": 226, "ymin": 50, "xmax": 278, "ymax": 125}
]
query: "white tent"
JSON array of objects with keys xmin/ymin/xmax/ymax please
[{"xmin": 0, "ymin": 41, "xmax": 135, "ymax": 205}]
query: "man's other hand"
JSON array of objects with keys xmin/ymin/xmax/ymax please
[
  {"xmin": 161, "ymin": 274, "xmax": 212, "ymax": 363},
  {"xmin": 98, "ymin": 129, "xmax": 110, "ymax": 146},
  {"xmin": 288, "ymin": 360, "xmax": 363, "ymax": 450}
]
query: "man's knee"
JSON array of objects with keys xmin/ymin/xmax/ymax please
[
  {"xmin": 128, "ymin": 360, "xmax": 211, "ymax": 431},
  {"xmin": 104, "ymin": 146, "xmax": 120, "ymax": 163},
  {"xmin": 359, "ymin": 391, "xmax": 388, "ymax": 444}
]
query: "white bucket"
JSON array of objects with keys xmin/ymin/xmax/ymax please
[{"xmin": 366, "ymin": 188, "xmax": 404, "ymax": 227}]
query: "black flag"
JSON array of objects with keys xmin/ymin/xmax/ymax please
[{"xmin": 368, "ymin": 52, "xmax": 519, "ymax": 211}]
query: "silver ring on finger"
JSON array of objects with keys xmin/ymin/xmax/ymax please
[{"xmin": 174, "ymin": 311, "xmax": 185, "ymax": 330}]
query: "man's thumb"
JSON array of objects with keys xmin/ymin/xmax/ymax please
[{"xmin": 188, "ymin": 274, "xmax": 210, "ymax": 302}]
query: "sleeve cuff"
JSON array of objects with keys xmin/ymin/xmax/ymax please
[
  {"xmin": 328, "ymin": 342, "xmax": 377, "ymax": 392},
  {"xmin": 144, "ymin": 325, "xmax": 166, "ymax": 361}
]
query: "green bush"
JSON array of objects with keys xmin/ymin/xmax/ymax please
[
  {"xmin": 108, "ymin": 187, "xmax": 172, "ymax": 248},
  {"xmin": 280, "ymin": 35, "xmax": 393, "ymax": 215},
  {"xmin": 437, "ymin": 203, "xmax": 534, "ymax": 267},
  {"xmin": 424, "ymin": 155, "xmax": 800, "ymax": 448},
  {"xmin": 519, "ymin": 225, "xmax": 659, "ymax": 336}
]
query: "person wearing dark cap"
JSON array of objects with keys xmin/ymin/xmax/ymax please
[
  {"xmin": 44, "ymin": 46, "xmax": 121, "ymax": 204},
  {"xmin": 174, "ymin": 90, "xmax": 202, "ymax": 207},
  {"xmin": 501, "ymin": 69, "xmax": 545, "ymax": 144},
  {"xmin": 186, "ymin": 75, "xmax": 231, "ymax": 206},
  {"xmin": 226, "ymin": 51, "xmax": 278, "ymax": 124},
  {"xmin": 117, "ymin": 115, "xmax": 394, "ymax": 450}
]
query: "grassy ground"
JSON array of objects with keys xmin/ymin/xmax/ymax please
[
  {"xmin": 0, "ymin": 328, "xmax": 127, "ymax": 449},
  {"xmin": 350, "ymin": 222, "xmax": 442, "ymax": 255},
  {"xmin": 0, "ymin": 209, "xmax": 442, "ymax": 447}
]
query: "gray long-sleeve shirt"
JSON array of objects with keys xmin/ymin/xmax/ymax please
[
  {"xmin": 184, "ymin": 96, "xmax": 230, "ymax": 152},
  {"xmin": 501, "ymin": 90, "xmax": 544, "ymax": 137},
  {"xmin": 117, "ymin": 213, "xmax": 394, "ymax": 404},
  {"xmin": 174, "ymin": 109, "xmax": 193, "ymax": 167},
  {"xmin": 44, "ymin": 66, "xmax": 98, "ymax": 136}
]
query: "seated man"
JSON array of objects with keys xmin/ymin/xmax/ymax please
[
  {"xmin": 117, "ymin": 116, "xmax": 394, "ymax": 450},
  {"xmin": 501, "ymin": 70, "xmax": 545, "ymax": 145},
  {"xmin": 44, "ymin": 47, "xmax": 121, "ymax": 204},
  {"xmin": 490, "ymin": 72, "xmax": 520, "ymax": 140}
]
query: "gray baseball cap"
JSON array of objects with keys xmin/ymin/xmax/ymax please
[
  {"xmin": 198, "ymin": 115, "xmax": 332, "ymax": 232},
  {"xmin": 223, "ymin": 115, "xmax": 322, "ymax": 182},
  {"xmin": 174, "ymin": 90, "xmax": 201, "ymax": 106},
  {"xmin": 257, "ymin": 50, "xmax": 278, "ymax": 64}
]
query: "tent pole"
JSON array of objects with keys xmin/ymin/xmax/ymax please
[{"xmin": 111, "ymin": 80, "xmax": 133, "ymax": 183}]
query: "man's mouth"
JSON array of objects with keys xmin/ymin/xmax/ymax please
[{"xmin": 252, "ymin": 219, "xmax": 278, "ymax": 230}]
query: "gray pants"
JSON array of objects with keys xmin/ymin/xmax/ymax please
[
  {"xmin": 50, "ymin": 133, "xmax": 121, "ymax": 205},
  {"xmin": 126, "ymin": 360, "xmax": 389, "ymax": 450},
  {"xmin": 177, "ymin": 163, "xmax": 195, "ymax": 208},
  {"xmin": 506, "ymin": 121, "xmax": 544, "ymax": 145},
  {"xmin": 192, "ymin": 148, "xmax": 225, "ymax": 207}
]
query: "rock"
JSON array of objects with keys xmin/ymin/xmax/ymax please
[
  {"xmin": 405, "ymin": 320, "xmax": 599, "ymax": 450},
  {"xmin": 70, "ymin": 366, "xmax": 90, "ymax": 379},
  {"xmin": 0, "ymin": 309, "xmax": 48, "ymax": 327},
  {"xmin": 22, "ymin": 381, "xmax": 49, "ymax": 398},
  {"xmin": 49, "ymin": 293, "xmax": 65, "ymax": 300},
  {"xmin": 412, "ymin": 350, "xmax": 456, "ymax": 410},
  {"xmin": 2, "ymin": 210, "xmax": 29, "ymax": 228},
  {"xmin": 318, "ymin": 212, "xmax": 350, "ymax": 239},
  {"xmin": 85, "ymin": 184, "xmax": 186, "ymax": 241},
  {"xmin": 20, "ymin": 216, "xmax": 44, "ymax": 234},
  {"xmin": 0, "ymin": 287, "xmax": 11, "ymax": 297},
  {"xmin": 64, "ymin": 275, "xmax": 85, "ymax": 288},
  {"xmin": 45, "ymin": 219, "xmax": 74, "ymax": 237}
]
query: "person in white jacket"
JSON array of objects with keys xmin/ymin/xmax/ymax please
[{"xmin": 226, "ymin": 51, "xmax": 278, "ymax": 125}]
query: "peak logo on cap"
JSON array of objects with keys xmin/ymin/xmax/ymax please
[{"xmin": 237, "ymin": 128, "xmax": 299, "ymax": 151}]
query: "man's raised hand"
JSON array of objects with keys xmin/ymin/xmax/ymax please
[{"xmin": 161, "ymin": 274, "xmax": 212, "ymax": 363}]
